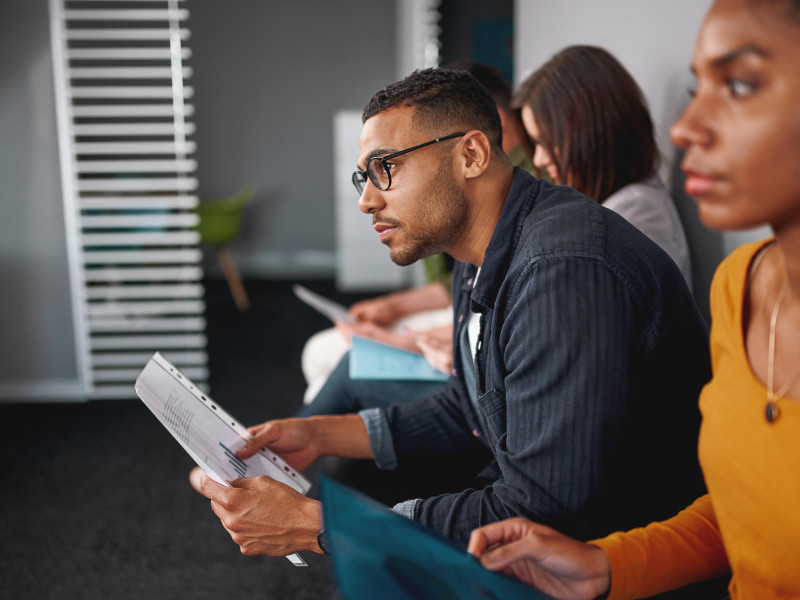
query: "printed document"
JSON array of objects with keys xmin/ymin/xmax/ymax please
[
  {"xmin": 292, "ymin": 284, "xmax": 355, "ymax": 324},
  {"xmin": 135, "ymin": 352, "xmax": 310, "ymax": 566}
]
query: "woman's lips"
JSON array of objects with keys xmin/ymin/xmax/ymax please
[{"xmin": 682, "ymin": 168, "xmax": 723, "ymax": 196}]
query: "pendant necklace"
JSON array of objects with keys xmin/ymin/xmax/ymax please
[{"xmin": 766, "ymin": 276, "xmax": 800, "ymax": 423}]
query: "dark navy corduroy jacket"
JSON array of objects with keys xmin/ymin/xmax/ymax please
[{"xmin": 380, "ymin": 168, "xmax": 710, "ymax": 543}]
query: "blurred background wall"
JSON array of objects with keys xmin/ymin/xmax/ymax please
[{"xmin": 3, "ymin": 0, "xmax": 767, "ymax": 402}]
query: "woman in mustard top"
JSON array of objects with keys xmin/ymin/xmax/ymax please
[{"xmin": 467, "ymin": 0, "xmax": 800, "ymax": 598}]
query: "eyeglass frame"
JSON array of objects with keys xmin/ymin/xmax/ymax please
[{"xmin": 352, "ymin": 132, "xmax": 466, "ymax": 195}]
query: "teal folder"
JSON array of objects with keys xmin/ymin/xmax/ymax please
[
  {"xmin": 320, "ymin": 476, "xmax": 553, "ymax": 600},
  {"xmin": 349, "ymin": 335, "xmax": 449, "ymax": 382}
]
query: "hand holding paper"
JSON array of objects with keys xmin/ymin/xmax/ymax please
[
  {"xmin": 349, "ymin": 336, "xmax": 450, "ymax": 382},
  {"xmin": 467, "ymin": 517, "xmax": 610, "ymax": 598},
  {"xmin": 347, "ymin": 294, "xmax": 404, "ymax": 326},
  {"xmin": 334, "ymin": 320, "xmax": 421, "ymax": 354},
  {"xmin": 134, "ymin": 353, "xmax": 311, "ymax": 565},
  {"xmin": 189, "ymin": 467, "xmax": 324, "ymax": 557},
  {"xmin": 236, "ymin": 418, "xmax": 322, "ymax": 472},
  {"xmin": 239, "ymin": 414, "xmax": 375, "ymax": 465},
  {"xmin": 187, "ymin": 414, "xmax": 373, "ymax": 558},
  {"xmin": 411, "ymin": 325, "xmax": 453, "ymax": 374}
]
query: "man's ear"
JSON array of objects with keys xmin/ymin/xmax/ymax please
[{"xmin": 457, "ymin": 130, "xmax": 492, "ymax": 180}]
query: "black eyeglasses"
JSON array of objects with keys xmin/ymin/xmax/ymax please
[{"xmin": 352, "ymin": 132, "xmax": 465, "ymax": 195}]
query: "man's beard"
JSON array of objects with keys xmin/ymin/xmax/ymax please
[{"xmin": 386, "ymin": 161, "xmax": 470, "ymax": 266}]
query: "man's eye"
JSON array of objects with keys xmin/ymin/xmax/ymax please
[
  {"xmin": 384, "ymin": 162, "xmax": 397, "ymax": 172},
  {"xmin": 728, "ymin": 79, "xmax": 757, "ymax": 97}
]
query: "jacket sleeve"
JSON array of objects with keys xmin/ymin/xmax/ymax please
[{"xmin": 382, "ymin": 375, "xmax": 482, "ymax": 460}]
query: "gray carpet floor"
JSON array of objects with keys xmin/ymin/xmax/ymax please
[{"xmin": 0, "ymin": 279, "xmax": 372, "ymax": 600}]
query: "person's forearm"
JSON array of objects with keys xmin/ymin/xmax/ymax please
[
  {"xmin": 307, "ymin": 414, "xmax": 374, "ymax": 460},
  {"xmin": 591, "ymin": 495, "xmax": 729, "ymax": 599},
  {"xmin": 383, "ymin": 282, "xmax": 451, "ymax": 318}
]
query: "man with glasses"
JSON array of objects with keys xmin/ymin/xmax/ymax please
[
  {"xmin": 297, "ymin": 62, "xmax": 536, "ymax": 421},
  {"xmin": 189, "ymin": 68, "xmax": 711, "ymax": 557}
]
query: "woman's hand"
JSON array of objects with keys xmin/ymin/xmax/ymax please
[
  {"xmin": 468, "ymin": 518, "xmax": 611, "ymax": 600},
  {"xmin": 348, "ymin": 295, "xmax": 402, "ymax": 326},
  {"xmin": 334, "ymin": 321, "xmax": 421, "ymax": 354},
  {"xmin": 413, "ymin": 326, "xmax": 453, "ymax": 374}
]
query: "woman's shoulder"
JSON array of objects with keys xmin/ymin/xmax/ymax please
[
  {"xmin": 710, "ymin": 238, "xmax": 775, "ymax": 310},
  {"xmin": 717, "ymin": 238, "xmax": 774, "ymax": 280},
  {"xmin": 602, "ymin": 176, "xmax": 671, "ymax": 214}
]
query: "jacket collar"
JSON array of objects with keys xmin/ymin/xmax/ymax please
[{"xmin": 469, "ymin": 167, "xmax": 540, "ymax": 311}]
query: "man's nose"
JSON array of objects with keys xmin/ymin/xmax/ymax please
[{"xmin": 358, "ymin": 181, "xmax": 385, "ymax": 214}]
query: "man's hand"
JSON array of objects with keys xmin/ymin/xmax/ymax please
[
  {"xmin": 468, "ymin": 518, "xmax": 611, "ymax": 600},
  {"xmin": 236, "ymin": 415, "xmax": 375, "ymax": 468},
  {"xmin": 189, "ymin": 467, "xmax": 323, "ymax": 556},
  {"xmin": 236, "ymin": 418, "xmax": 321, "ymax": 472}
]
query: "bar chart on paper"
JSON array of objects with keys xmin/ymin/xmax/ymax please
[{"xmin": 219, "ymin": 442, "xmax": 247, "ymax": 479}]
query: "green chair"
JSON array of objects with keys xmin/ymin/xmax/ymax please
[{"xmin": 195, "ymin": 184, "xmax": 255, "ymax": 311}]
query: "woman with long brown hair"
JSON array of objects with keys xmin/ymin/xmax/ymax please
[{"xmin": 514, "ymin": 45, "xmax": 692, "ymax": 285}]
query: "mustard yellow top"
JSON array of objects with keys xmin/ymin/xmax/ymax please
[{"xmin": 595, "ymin": 239, "xmax": 800, "ymax": 599}]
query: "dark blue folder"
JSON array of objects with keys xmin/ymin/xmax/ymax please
[{"xmin": 320, "ymin": 476, "xmax": 553, "ymax": 600}]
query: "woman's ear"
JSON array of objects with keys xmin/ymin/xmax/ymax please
[{"xmin": 457, "ymin": 130, "xmax": 492, "ymax": 180}]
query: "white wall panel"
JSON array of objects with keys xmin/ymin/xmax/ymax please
[{"xmin": 50, "ymin": 0, "xmax": 208, "ymax": 399}]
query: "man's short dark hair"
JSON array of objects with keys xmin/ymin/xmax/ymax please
[
  {"xmin": 362, "ymin": 67, "xmax": 504, "ymax": 150},
  {"xmin": 444, "ymin": 60, "xmax": 512, "ymax": 112}
]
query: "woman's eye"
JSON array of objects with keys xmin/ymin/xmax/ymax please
[
  {"xmin": 728, "ymin": 79, "xmax": 757, "ymax": 97},
  {"xmin": 686, "ymin": 74, "xmax": 698, "ymax": 98}
]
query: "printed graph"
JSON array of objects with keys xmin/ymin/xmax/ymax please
[{"xmin": 219, "ymin": 442, "xmax": 247, "ymax": 479}]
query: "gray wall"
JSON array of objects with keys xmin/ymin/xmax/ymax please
[
  {"xmin": 189, "ymin": 1, "xmax": 397, "ymax": 278},
  {"xmin": 6, "ymin": 0, "xmax": 771, "ymax": 400},
  {"xmin": 0, "ymin": 0, "xmax": 396, "ymax": 401},
  {"xmin": 0, "ymin": 0, "xmax": 81, "ymax": 399}
]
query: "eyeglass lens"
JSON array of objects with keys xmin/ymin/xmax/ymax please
[
  {"xmin": 352, "ymin": 171, "xmax": 368, "ymax": 195},
  {"xmin": 367, "ymin": 158, "xmax": 390, "ymax": 191},
  {"xmin": 352, "ymin": 159, "xmax": 390, "ymax": 196}
]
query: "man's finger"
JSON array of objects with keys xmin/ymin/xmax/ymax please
[
  {"xmin": 189, "ymin": 466, "xmax": 232, "ymax": 503},
  {"xmin": 229, "ymin": 475, "xmax": 272, "ymax": 489},
  {"xmin": 237, "ymin": 422, "xmax": 281, "ymax": 458}
]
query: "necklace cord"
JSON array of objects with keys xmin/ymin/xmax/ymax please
[{"xmin": 767, "ymin": 277, "xmax": 800, "ymax": 402}]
